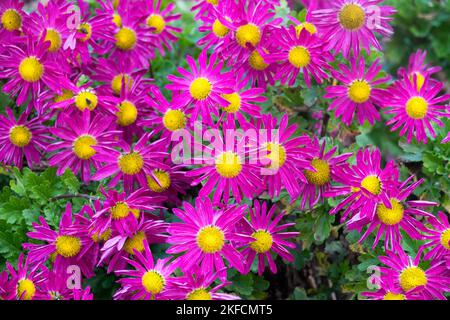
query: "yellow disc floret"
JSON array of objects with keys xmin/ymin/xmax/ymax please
[
  {"xmin": 19, "ymin": 56, "xmax": 44, "ymax": 83},
  {"xmin": 266, "ymin": 143, "xmax": 287, "ymax": 169},
  {"xmin": 111, "ymin": 202, "xmax": 131, "ymax": 220},
  {"xmin": 440, "ymin": 228, "xmax": 450, "ymax": 250},
  {"xmin": 405, "ymin": 96, "xmax": 428, "ymax": 120},
  {"xmin": 73, "ymin": 135, "xmax": 97, "ymax": 160},
  {"xmin": 123, "ymin": 231, "xmax": 146, "ymax": 254},
  {"xmin": 410, "ymin": 72, "xmax": 425, "ymax": 91},
  {"xmin": 16, "ymin": 279, "xmax": 36, "ymax": 300},
  {"xmin": 75, "ymin": 89, "xmax": 98, "ymax": 111},
  {"xmin": 236, "ymin": 23, "xmax": 261, "ymax": 48},
  {"xmin": 78, "ymin": 22, "xmax": 92, "ymax": 42},
  {"xmin": 249, "ymin": 49, "xmax": 269, "ymax": 71},
  {"xmin": 288, "ymin": 46, "xmax": 311, "ymax": 68},
  {"xmin": 116, "ymin": 100, "xmax": 138, "ymax": 126},
  {"xmin": 187, "ymin": 288, "xmax": 212, "ymax": 300},
  {"xmin": 54, "ymin": 89, "xmax": 74, "ymax": 103},
  {"xmin": 196, "ymin": 226, "xmax": 225, "ymax": 253},
  {"xmin": 113, "ymin": 13, "xmax": 122, "ymax": 28},
  {"xmin": 111, "ymin": 73, "xmax": 133, "ymax": 96},
  {"xmin": 118, "ymin": 152, "xmax": 144, "ymax": 175},
  {"xmin": 361, "ymin": 175, "xmax": 381, "ymax": 195},
  {"xmin": 215, "ymin": 151, "xmax": 242, "ymax": 178},
  {"xmin": 383, "ymin": 292, "xmax": 406, "ymax": 300},
  {"xmin": 212, "ymin": 19, "xmax": 229, "ymax": 38},
  {"xmin": 55, "ymin": 235, "xmax": 82, "ymax": 258},
  {"xmin": 147, "ymin": 14, "xmax": 166, "ymax": 34},
  {"xmin": 142, "ymin": 270, "xmax": 165, "ymax": 295},
  {"xmin": 399, "ymin": 266, "xmax": 427, "ymax": 292},
  {"xmin": 2, "ymin": 9, "xmax": 22, "ymax": 31},
  {"xmin": 222, "ymin": 93, "xmax": 241, "ymax": 113},
  {"xmin": 147, "ymin": 169, "xmax": 171, "ymax": 193},
  {"xmin": 189, "ymin": 77, "xmax": 212, "ymax": 101},
  {"xmin": 250, "ymin": 230, "xmax": 273, "ymax": 253},
  {"xmin": 376, "ymin": 199, "xmax": 404, "ymax": 225},
  {"xmin": 295, "ymin": 22, "xmax": 317, "ymax": 36},
  {"xmin": 304, "ymin": 159, "xmax": 331, "ymax": 186},
  {"xmin": 348, "ymin": 80, "xmax": 371, "ymax": 103},
  {"xmin": 44, "ymin": 28, "xmax": 62, "ymax": 52},
  {"xmin": 163, "ymin": 109, "xmax": 186, "ymax": 131},
  {"xmin": 339, "ymin": 4, "xmax": 366, "ymax": 30},
  {"xmin": 9, "ymin": 125, "xmax": 32, "ymax": 147},
  {"xmin": 115, "ymin": 27, "xmax": 137, "ymax": 50}
]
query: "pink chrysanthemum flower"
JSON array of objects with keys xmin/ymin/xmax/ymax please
[
  {"xmin": 114, "ymin": 240, "xmax": 176, "ymax": 300},
  {"xmin": 166, "ymin": 50, "xmax": 233, "ymax": 125},
  {"xmin": 24, "ymin": 203, "xmax": 96, "ymax": 278},
  {"xmin": 421, "ymin": 212, "xmax": 450, "ymax": 263},
  {"xmin": 348, "ymin": 176, "xmax": 437, "ymax": 251},
  {"xmin": 167, "ymin": 198, "xmax": 251, "ymax": 279},
  {"xmin": 325, "ymin": 56, "xmax": 390, "ymax": 126},
  {"xmin": 383, "ymin": 75, "xmax": 450, "ymax": 144},
  {"xmin": 38, "ymin": 267, "xmax": 82, "ymax": 300},
  {"xmin": 3, "ymin": 254, "xmax": 46, "ymax": 300},
  {"xmin": 92, "ymin": 133, "xmax": 169, "ymax": 192},
  {"xmin": 310, "ymin": 0, "xmax": 396, "ymax": 57},
  {"xmin": 240, "ymin": 201, "xmax": 299, "ymax": 275},
  {"xmin": 0, "ymin": 36, "xmax": 69, "ymax": 105},
  {"xmin": 379, "ymin": 245, "xmax": 450, "ymax": 300},
  {"xmin": 398, "ymin": 49, "xmax": 442, "ymax": 91},
  {"xmin": 47, "ymin": 110, "xmax": 120, "ymax": 183},
  {"xmin": 298, "ymin": 137, "xmax": 352, "ymax": 209},
  {"xmin": 331, "ymin": 148, "xmax": 399, "ymax": 223},
  {"xmin": 362, "ymin": 276, "xmax": 416, "ymax": 300},
  {"xmin": 0, "ymin": 108, "xmax": 50, "ymax": 169},
  {"xmin": 99, "ymin": 217, "xmax": 167, "ymax": 274},
  {"xmin": 0, "ymin": 0, "xmax": 26, "ymax": 39},
  {"xmin": 267, "ymin": 27, "xmax": 332, "ymax": 87},
  {"xmin": 169, "ymin": 268, "xmax": 240, "ymax": 300}
]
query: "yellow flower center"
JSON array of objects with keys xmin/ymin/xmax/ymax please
[
  {"xmin": 142, "ymin": 270, "xmax": 165, "ymax": 295},
  {"xmin": 222, "ymin": 92, "xmax": 241, "ymax": 113},
  {"xmin": 440, "ymin": 228, "xmax": 450, "ymax": 250},
  {"xmin": 92, "ymin": 228, "xmax": 112, "ymax": 242},
  {"xmin": 266, "ymin": 143, "xmax": 287, "ymax": 169},
  {"xmin": 54, "ymin": 89, "xmax": 74, "ymax": 103},
  {"xmin": 147, "ymin": 169, "xmax": 171, "ymax": 193},
  {"xmin": 215, "ymin": 151, "xmax": 242, "ymax": 178},
  {"xmin": 123, "ymin": 231, "xmax": 146, "ymax": 254},
  {"xmin": 187, "ymin": 288, "xmax": 212, "ymax": 300},
  {"xmin": 113, "ymin": 13, "xmax": 122, "ymax": 28},
  {"xmin": 78, "ymin": 22, "xmax": 92, "ymax": 42},
  {"xmin": 339, "ymin": 4, "xmax": 366, "ymax": 30},
  {"xmin": 147, "ymin": 14, "xmax": 165, "ymax": 34},
  {"xmin": 399, "ymin": 266, "xmax": 427, "ymax": 292},
  {"xmin": 118, "ymin": 152, "xmax": 144, "ymax": 175},
  {"xmin": 288, "ymin": 46, "xmax": 311, "ymax": 68},
  {"xmin": 348, "ymin": 80, "xmax": 371, "ymax": 103},
  {"xmin": 236, "ymin": 23, "xmax": 261, "ymax": 48},
  {"xmin": 111, "ymin": 202, "xmax": 131, "ymax": 220},
  {"xmin": 44, "ymin": 28, "xmax": 62, "ymax": 52},
  {"xmin": 111, "ymin": 73, "xmax": 133, "ymax": 96},
  {"xmin": 1, "ymin": 9, "xmax": 22, "ymax": 31},
  {"xmin": 405, "ymin": 96, "xmax": 428, "ymax": 120},
  {"xmin": 212, "ymin": 19, "xmax": 229, "ymax": 38},
  {"xmin": 189, "ymin": 77, "xmax": 212, "ymax": 101},
  {"xmin": 19, "ymin": 56, "xmax": 44, "ymax": 83},
  {"xmin": 73, "ymin": 135, "xmax": 97, "ymax": 160},
  {"xmin": 163, "ymin": 109, "xmax": 186, "ymax": 131},
  {"xmin": 295, "ymin": 22, "xmax": 317, "ymax": 36},
  {"xmin": 304, "ymin": 158, "xmax": 331, "ymax": 186},
  {"xmin": 16, "ymin": 279, "xmax": 36, "ymax": 300},
  {"xmin": 383, "ymin": 292, "xmax": 406, "ymax": 300},
  {"xmin": 9, "ymin": 125, "xmax": 32, "ymax": 147},
  {"xmin": 361, "ymin": 175, "xmax": 381, "ymax": 195},
  {"xmin": 250, "ymin": 230, "xmax": 273, "ymax": 253},
  {"xmin": 116, "ymin": 100, "xmax": 138, "ymax": 126},
  {"xmin": 207, "ymin": 0, "xmax": 218, "ymax": 4},
  {"xmin": 75, "ymin": 90, "xmax": 98, "ymax": 111},
  {"xmin": 410, "ymin": 72, "xmax": 425, "ymax": 91},
  {"xmin": 249, "ymin": 50, "xmax": 269, "ymax": 71},
  {"xmin": 115, "ymin": 27, "xmax": 137, "ymax": 50},
  {"xmin": 196, "ymin": 226, "xmax": 225, "ymax": 253},
  {"xmin": 377, "ymin": 199, "xmax": 404, "ymax": 225},
  {"xmin": 55, "ymin": 235, "xmax": 82, "ymax": 258}
]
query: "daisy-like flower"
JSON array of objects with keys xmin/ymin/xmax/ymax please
[
  {"xmin": 310, "ymin": 0, "xmax": 396, "ymax": 57},
  {"xmin": 0, "ymin": 0, "xmax": 26, "ymax": 38},
  {"xmin": 167, "ymin": 198, "xmax": 251, "ymax": 279},
  {"xmin": 383, "ymin": 75, "xmax": 450, "ymax": 144},
  {"xmin": 398, "ymin": 49, "xmax": 442, "ymax": 91},
  {"xmin": 92, "ymin": 133, "xmax": 169, "ymax": 192},
  {"xmin": 287, "ymin": 13, "xmax": 319, "ymax": 37},
  {"xmin": 324, "ymin": 56, "xmax": 390, "ymax": 126},
  {"xmin": 47, "ymin": 110, "xmax": 120, "ymax": 183},
  {"xmin": 99, "ymin": 217, "xmax": 168, "ymax": 273},
  {"xmin": 0, "ymin": 36, "xmax": 70, "ymax": 105},
  {"xmin": 362, "ymin": 275, "xmax": 416, "ymax": 300},
  {"xmin": 0, "ymin": 108, "xmax": 50, "ymax": 169},
  {"xmin": 3, "ymin": 254, "xmax": 46, "ymax": 300},
  {"xmin": 378, "ymin": 245, "xmax": 450, "ymax": 300},
  {"xmin": 143, "ymin": 0, "xmax": 181, "ymax": 55},
  {"xmin": 298, "ymin": 137, "xmax": 352, "ymax": 209},
  {"xmin": 267, "ymin": 26, "xmax": 332, "ymax": 87},
  {"xmin": 421, "ymin": 212, "xmax": 450, "ymax": 262},
  {"xmin": 38, "ymin": 267, "xmax": 80, "ymax": 300},
  {"xmin": 166, "ymin": 50, "xmax": 234, "ymax": 125},
  {"xmin": 330, "ymin": 148, "xmax": 399, "ymax": 223},
  {"xmin": 24, "ymin": 203, "xmax": 96, "ymax": 278},
  {"xmin": 240, "ymin": 201, "xmax": 299, "ymax": 275},
  {"xmin": 114, "ymin": 240, "xmax": 176, "ymax": 300},
  {"xmin": 169, "ymin": 268, "xmax": 240, "ymax": 300},
  {"xmin": 348, "ymin": 176, "xmax": 437, "ymax": 251}
]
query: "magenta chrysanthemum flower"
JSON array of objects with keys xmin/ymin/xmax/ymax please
[
  {"xmin": 383, "ymin": 75, "xmax": 450, "ymax": 144},
  {"xmin": 167, "ymin": 198, "xmax": 251, "ymax": 279},
  {"xmin": 114, "ymin": 240, "xmax": 176, "ymax": 300},
  {"xmin": 310, "ymin": 0, "xmax": 396, "ymax": 57},
  {"xmin": 0, "ymin": 108, "xmax": 50, "ymax": 169},
  {"xmin": 331, "ymin": 148, "xmax": 399, "ymax": 223},
  {"xmin": 24, "ymin": 203, "xmax": 96, "ymax": 278},
  {"xmin": 325, "ymin": 56, "xmax": 390, "ymax": 126},
  {"xmin": 298, "ymin": 138, "xmax": 352, "ymax": 209},
  {"xmin": 267, "ymin": 26, "xmax": 332, "ymax": 87},
  {"xmin": 47, "ymin": 110, "xmax": 120, "ymax": 183},
  {"xmin": 378, "ymin": 245, "xmax": 450, "ymax": 300},
  {"xmin": 166, "ymin": 50, "xmax": 233, "ymax": 125},
  {"xmin": 398, "ymin": 49, "xmax": 442, "ymax": 91},
  {"xmin": 421, "ymin": 212, "xmax": 450, "ymax": 263},
  {"xmin": 0, "ymin": 0, "xmax": 26, "ymax": 39},
  {"xmin": 92, "ymin": 133, "xmax": 169, "ymax": 192},
  {"xmin": 362, "ymin": 275, "xmax": 416, "ymax": 300},
  {"xmin": 348, "ymin": 176, "xmax": 437, "ymax": 250},
  {"xmin": 240, "ymin": 201, "xmax": 298, "ymax": 275},
  {"xmin": 169, "ymin": 268, "xmax": 240, "ymax": 300}
]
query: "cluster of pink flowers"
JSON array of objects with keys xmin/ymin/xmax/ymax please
[{"xmin": 0, "ymin": 0, "xmax": 448, "ymax": 300}]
